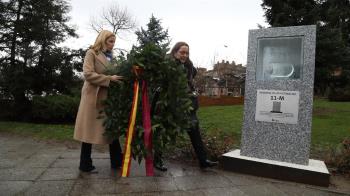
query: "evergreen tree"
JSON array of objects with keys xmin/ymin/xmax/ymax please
[
  {"xmin": 0, "ymin": 0, "xmax": 32, "ymax": 116},
  {"xmin": 0, "ymin": 0, "xmax": 81, "ymax": 119},
  {"xmin": 262, "ymin": 0, "xmax": 318, "ymax": 27},
  {"xmin": 103, "ymin": 15, "xmax": 192, "ymax": 162},
  {"xmin": 320, "ymin": 0, "xmax": 350, "ymax": 99},
  {"xmin": 261, "ymin": 0, "xmax": 350, "ymax": 98},
  {"xmin": 135, "ymin": 15, "xmax": 170, "ymax": 50}
]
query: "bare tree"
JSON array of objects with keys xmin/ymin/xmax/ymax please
[{"xmin": 89, "ymin": 3, "xmax": 136, "ymax": 37}]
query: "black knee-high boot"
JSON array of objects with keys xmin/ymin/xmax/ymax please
[
  {"xmin": 79, "ymin": 142, "xmax": 95, "ymax": 172},
  {"xmin": 187, "ymin": 120, "xmax": 207, "ymax": 164},
  {"xmin": 188, "ymin": 98, "xmax": 218, "ymax": 168},
  {"xmin": 109, "ymin": 139, "xmax": 122, "ymax": 169},
  {"xmin": 188, "ymin": 125, "xmax": 218, "ymax": 168}
]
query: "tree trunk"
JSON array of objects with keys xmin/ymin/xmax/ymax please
[
  {"xmin": 9, "ymin": 1, "xmax": 31, "ymax": 120},
  {"xmin": 10, "ymin": 0, "xmax": 23, "ymax": 65}
]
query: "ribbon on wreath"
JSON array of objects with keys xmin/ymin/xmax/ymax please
[
  {"xmin": 142, "ymin": 80, "xmax": 154, "ymax": 176},
  {"xmin": 121, "ymin": 66, "xmax": 154, "ymax": 177}
]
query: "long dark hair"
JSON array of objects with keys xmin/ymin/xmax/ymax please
[
  {"xmin": 170, "ymin": 42, "xmax": 193, "ymax": 67},
  {"xmin": 170, "ymin": 41, "xmax": 197, "ymax": 80}
]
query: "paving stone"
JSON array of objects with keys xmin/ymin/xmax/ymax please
[
  {"xmin": 0, "ymin": 181, "xmax": 32, "ymax": 195},
  {"xmin": 21, "ymin": 153, "xmax": 58, "ymax": 168},
  {"xmin": 166, "ymin": 163, "xmax": 217, "ymax": 178},
  {"xmin": 273, "ymin": 182, "xmax": 345, "ymax": 196},
  {"xmin": 51, "ymin": 158, "xmax": 79, "ymax": 168},
  {"xmin": 0, "ymin": 157, "xmax": 20, "ymax": 168},
  {"xmin": 15, "ymin": 143, "xmax": 46, "ymax": 157},
  {"xmin": 78, "ymin": 166, "xmax": 121, "ymax": 180},
  {"xmin": 39, "ymin": 168, "xmax": 80, "ymax": 181},
  {"xmin": 157, "ymin": 190, "xmax": 206, "ymax": 196},
  {"xmin": 70, "ymin": 179, "xmax": 117, "ymax": 195},
  {"xmin": 0, "ymin": 133, "xmax": 346, "ymax": 195},
  {"xmin": 92, "ymin": 152, "xmax": 110, "ymax": 159},
  {"xmin": 2, "ymin": 149, "xmax": 36, "ymax": 161},
  {"xmin": 329, "ymin": 175, "xmax": 350, "ymax": 195},
  {"xmin": 127, "ymin": 159, "xmax": 146, "ymax": 177},
  {"xmin": 117, "ymin": 190, "xmax": 206, "ymax": 196},
  {"xmin": 116, "ymin": 192, "xmax": 162, "ymax": 196},
  {"xmin": 70, "ymin": 194, "xmax": 117, "ymax": 196},
  {"xmin": 35, "ymin": 147, "xmax": 66, "ymax": 155},
  {"xmin": 74, "ymin": 158, "xmax": 125, "ymax": 180},
  {"xmin": 201, "ymin": 187, "xmax": 247, "ymax": 196},
  {"xmin": 174, "ymin": 174, "xmax": 232, "ymax": 191},
  {"xmin": 59, "ymin": 150, "xmax": 80, "ymax": 158},
  {"xmin": 220, "ymin": 171, "xmax": 271, "ymax": 186},
  {"xmin": 237, "ymin": 184, "xmax": 289, "ymax": 196},
  {"xmin": 114, "ymin": 177, "xmax": 178, "ymax": 194},
  {"xmin": 0, "ymin": 168, "xmax": 45, "ymax": 181},
  {"xmin": 23, "ymin": 180, "xmax": 75, "ymax": 196}
]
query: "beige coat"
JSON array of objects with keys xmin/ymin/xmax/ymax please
[{"xmin": 74, "ymin": 49, "xmax": 113, "ymax": 144}]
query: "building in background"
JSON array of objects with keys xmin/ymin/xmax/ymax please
[{"xmin": 194, "ymin": 60, "xmax": 246, "ymax": 97}]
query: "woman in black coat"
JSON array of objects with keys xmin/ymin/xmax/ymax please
[{"xmin": 153, "ymin": 42, "xmax": 218, "ymax": 171}]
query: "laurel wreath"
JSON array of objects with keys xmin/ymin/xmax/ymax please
[{"xmin": 102, "ymin": 44, "xmax": 193, "ymax": 162}]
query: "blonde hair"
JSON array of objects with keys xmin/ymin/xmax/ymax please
[{"xmin": 90, "ymin": 30, "xmax": 116, "ymax": 54}]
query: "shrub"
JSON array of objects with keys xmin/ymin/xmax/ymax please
[
  {"xmin": 201, "ymin": 130, "xmax": 238, "ymax": 161},
  {"xmin": 31, "ymin": 95, "xmax": 80, "ymax": 123},
  {"xmin": 325, "ymin": 138, "xmax": 350, "ymax": 175},
  {"xmin": 0, "ymin": 99, "xmax": 16, "ymax": 120},
  {"xmin": 328, "ymin": 90, "xmax": 350, "ymax": 102}
]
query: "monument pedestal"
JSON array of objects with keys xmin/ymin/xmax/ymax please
[{"xmin": 221, "ymin": 150, "xmax": 330, "ymax": 187}]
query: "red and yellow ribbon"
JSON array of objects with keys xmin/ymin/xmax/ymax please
[
  {"xmin": 121, "ymin": 80, "xmax": 139, "ymax": 177},
  {"xmin": 142, "ymin": 81, "xmax": 154, "ymax": 176},
  {"xmin": 121, "ymin": 66, "xmax": 154, "ymax": 177}
]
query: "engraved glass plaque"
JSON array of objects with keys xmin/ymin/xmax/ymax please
[{"xmin": 256, "ymin": 37, "xmax": 303, "ymax": 80}]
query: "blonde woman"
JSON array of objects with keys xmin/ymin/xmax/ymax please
[{"xmin": 74, "ymin": 30, "xmax": 123, "ymax": 172}]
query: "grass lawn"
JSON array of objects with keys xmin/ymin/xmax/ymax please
[
  {"xmin": 0, "ymin": 99, "xmax": 349, "ymax": 153},
  {"xmin": 197, "ymin": 98, "xmax": 350, "ymax": 150},
  {"xmin": 312, "ymin": 99, "xmax": 350, "ymax": 148},
  {"xmin": 0, "ymin": 122, "xmax": 74, "ymax": 141}
]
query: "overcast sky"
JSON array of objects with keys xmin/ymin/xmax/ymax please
[{"xmin": 64, "ymin": 0, "xmax": 268, "ymax": 69}]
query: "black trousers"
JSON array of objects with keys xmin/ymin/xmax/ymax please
[
  {"xmin": 187, "ymin": 96, "xmax": 207, "ymax": 163},
  {"xmin": 79, "ymin": 139, "xmax": 122, "ymax": 169},
  {"xmin": 154, "ymin": 96, "xmax": 208, "ymax": 164}
]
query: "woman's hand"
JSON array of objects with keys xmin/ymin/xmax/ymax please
[{"xmin": 110, "ymin": 75, "xmax": 124, "ymax": 82}]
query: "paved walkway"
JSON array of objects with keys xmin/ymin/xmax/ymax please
[{"xmin": 0, "ymin": 133, "xmax": 349, "ymax": 196}]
